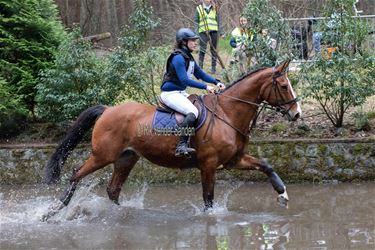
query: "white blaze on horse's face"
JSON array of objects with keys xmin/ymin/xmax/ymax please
[
  {"xmin": 270, "ymin": 72, "xmax": 302, "ymax": 121},
  {"xmin": 286, "ymin": 75, "xmax": 302, "ymax": 120}
]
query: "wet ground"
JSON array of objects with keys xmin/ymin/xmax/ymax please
[{"xmin": 1, "ymin": 181, "xmax": 374, "ymax": 249}]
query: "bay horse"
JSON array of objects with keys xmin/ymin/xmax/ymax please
[{"xmin": 43, "ymin": 60, "xmax": 301, "ymax": 219}]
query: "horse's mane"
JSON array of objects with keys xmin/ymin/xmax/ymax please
[{"xmin": 224, "ymin": 67, "xmax": 267, "ymax": 92}]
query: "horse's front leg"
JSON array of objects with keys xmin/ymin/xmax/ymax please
[
  {"xmin": 200, "ymin": 166, "xmax": 217, "ymax": 211},
  {"xmin": 224, "ymin": 154, "xmax": 289, "ymax": 208}
]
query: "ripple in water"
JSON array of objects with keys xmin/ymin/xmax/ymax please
[{"xmin": 2, "ymin": 183, "xmax": 374, "ymax": 249}]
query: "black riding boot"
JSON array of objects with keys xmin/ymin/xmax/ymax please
[{"xmin": 175, "ymin": 113, "xmax": 196, "ymax": 157}]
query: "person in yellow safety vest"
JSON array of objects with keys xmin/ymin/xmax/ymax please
[
  {"xmin": 194, "ymin": 0, "xmax": 224, "ymax": 74},
  {"xmin": 229, "ymin": 16, "xmax": 256, "ymax": 72}
]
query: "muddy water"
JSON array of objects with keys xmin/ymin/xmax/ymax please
[{"xmin": 1, "ymin": 182, "xmax": 374, "ymax": 249}]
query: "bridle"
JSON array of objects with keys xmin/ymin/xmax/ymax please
[
  {"xmin": 260, "ymin": 67, "xmax": 299, "ymax": 117},
  {"xmin": 203, "ymin": 68, "xmax": 299, "ymax": 140}
]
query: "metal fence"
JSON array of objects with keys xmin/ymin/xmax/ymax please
[{"xmin": 284, "ymin": 15, "xmax": 375, "ymax": 62}]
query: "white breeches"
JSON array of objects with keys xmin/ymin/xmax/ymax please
[{"xmin": 160, "ymin": 90, "xmax": 198, "ymax": 118}]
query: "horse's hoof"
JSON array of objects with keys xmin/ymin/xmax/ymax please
[
  {"xmin": 277, "ymin": 195, "xmax": 289, "ymax": 208},
  {"xmin": 41, "ymin": 209, "xmax": 59, "ymax": 222},
  {"xmin": 203, "ymin": 201, "xmax": 213, "ymax": 212},
  {"xmin": 203, "ymin": 206, "xmax": 213, "ymax": 213},
  {"xmin": 40, "ymin": 200, "xmax": 65, "ymax": 222}
]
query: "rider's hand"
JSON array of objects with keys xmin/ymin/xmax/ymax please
[
  {"xmin": 217, "ymin": 82, "xmax": 226, "ymax": 90},
  {"xmin": 206, "ymin": 85, "xmax": 215, "ymax": 94}
]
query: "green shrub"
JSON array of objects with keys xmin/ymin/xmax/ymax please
[
  {"xmin": 218, "ymin": 35, "xmax": 232, "ymax": 55},
  {"xmin": 351, "ymin": 109, "xmax": 370, "ymax": 131},
  {"xmin": 288, "ymin": 72, "xmax": 299, "ymax": 88},
  {"xmin": 271, "ymin": 122, "xmax": 288, "ymax": 133},
  {"xmin": 351, "ymin": 109, "xmax": 375, "ymax": 131},
  {"xmin": 242, "ymin": 0, "xmax": 294, "ymax": 68},
  {"xmin": 105, "ymin": 0, "xmax": 167, "ymax": 104},
  {"xmin": 0, "ymin": 0, "xmax": 65, "ymax": 114},
  {"xmin": 367, "ymin": 111, "xmax": 375, "ymax": 120},
  {"xmin": 0, "ymin": 77, "xmax": 28, "ymax": 138},
  {"xmin": 35, "ymin": 30, "xmax": 114, "ymax": 123},
  {"xmin": 299, "ymin": 0, "xmax": 375, "ymax": 128},
  {"xmin": 36, "ymin": 0, "xmax": 166, "ymax": 123}
]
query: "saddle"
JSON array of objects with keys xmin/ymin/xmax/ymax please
[{"xmin": 152, "ymin": 94, "xmax": 207, "ymax": 131}]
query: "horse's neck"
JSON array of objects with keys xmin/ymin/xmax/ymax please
[
  {"xmin": 216, "ymin": 73, "xmax": 265, "ymax": 136},
  {"xmin": 225, "ymin": 74, "xmax": 263, "ymax": 101}
]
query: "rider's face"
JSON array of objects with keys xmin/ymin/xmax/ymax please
[{"xmin": 187, "ymin": 39, "xmax": 198, "ymax": 51}]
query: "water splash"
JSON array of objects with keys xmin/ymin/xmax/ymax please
[
  {"xmin": 49, "ymin": 179, "xmax": 110, "ymax": 222},
  {"xmin": 189, "ymin": 181, "xmax": 244, "ymax": 216},
  {"xmin": 120, "ymin": 183, "xmax": 148, "ymax": 209},
  {"xmin": 2, "ymin": 183, "xmax": 374, "ymax": 249},
  {"xmin": 43, "ymin": 182, "xmax": 149, "ymax": 222},
  {"xmin": 0, "ymin": 196, "xmax": 54, "ymax": 224}
]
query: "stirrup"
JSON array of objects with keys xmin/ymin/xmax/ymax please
[{"xmin": 175, "ymin": 147, "xmax": 196, "ymax": 157}]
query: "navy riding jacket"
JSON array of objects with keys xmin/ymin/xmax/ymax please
[{"xmin": 161, "ymin": 49, "xmax": 218, "ymax": 91}]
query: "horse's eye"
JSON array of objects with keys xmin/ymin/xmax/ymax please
[{"xmin": 281, "ymin": 85, "xmax": 288, "ymax": 91}]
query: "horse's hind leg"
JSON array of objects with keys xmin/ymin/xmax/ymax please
[
  {"xmin": 60, "ymin": 154, "xmax": 113, "ymax": 206},
  {"xmin": 41, "ymin": 153, "xmax": 113, "ymax": 221},
  {"xmin": 224, "ymin": 154, "xmax": 289, "ymax": 207},
  {"xmin": 107, "ymin": 150, "xmax": 140, "ymax": 204}
]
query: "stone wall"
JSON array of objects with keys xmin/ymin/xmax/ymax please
[{"xmin": 0, "ymin": 138, "xmax": 374, "ymax": 184}]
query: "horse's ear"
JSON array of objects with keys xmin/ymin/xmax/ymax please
[{"xmin": 276, "ymin": 59, "xmax": 291, "ymax": 74}]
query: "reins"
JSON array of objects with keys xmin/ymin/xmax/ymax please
[
  {"xmin": 203, "ymin": 94, "xmax": 250, "ymax": 142},
  {"xmin": 202, "ymin": 69, "xmax": 299, "ymax": 140}
]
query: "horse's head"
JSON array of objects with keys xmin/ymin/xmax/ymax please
[{"xmin": 260, "ymin": 60, "xmax": 302, "ymax": 121}]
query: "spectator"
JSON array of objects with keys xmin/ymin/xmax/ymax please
[
  {"xmin": 309, "ymin": 13, "xmax": 340, "ymax": 57},
  {"xmin": 291, "ymin": 25, "xmax": 308, "ymax": 60},
  {"xmin": 229, "ymin": 16, "xmax": 256, "ymax": 72},
  {"xmin": 308, "ymin": 17, "xmax": 322, "ymax": 55},
  {"xmin": 261, "ymin": 29, "xmax": 277, "ymax": 50},
  {"xmin": 194, "ymin": 0, "xmax": 224, "ymax": 74}
]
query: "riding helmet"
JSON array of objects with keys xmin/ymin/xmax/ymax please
[{"xmin": 176, "ymin": 28, "xmax": 199, "ymax": 42}]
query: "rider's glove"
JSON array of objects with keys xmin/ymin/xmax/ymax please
[{"xmin": 217, "ymin": 82, "xmax": 226, "ymax": 90}]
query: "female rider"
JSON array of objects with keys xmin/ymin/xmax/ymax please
[{"xmin": 160, "ymin": 28, "xmax": 225, "ymax": 157}]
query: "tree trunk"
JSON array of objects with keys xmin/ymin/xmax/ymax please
[{"xmin": 54, "ymin": 0, "xmax": 374, "ymax": 48}]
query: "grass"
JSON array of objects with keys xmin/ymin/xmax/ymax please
[
  {"xmin": 368, "ymin": 111, "xmax": 375, "ymax": 120},
  {"xmin": 218, "ymin": 35, "xmax": 233, "ymax": 54}
]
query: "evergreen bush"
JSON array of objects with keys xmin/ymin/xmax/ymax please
[
  {"xmin": 0, "ymin": 77, "xmax": 27, "ymax": 138},
  {"xmin": 299, "ymin": 0, "xmax": 375, "ymax": 128},
  {"xmin": 0, "ymin": 0, "xmax": 65, "ymax": 114},
  {"xmin": 35, "ymin": 30, "xmax": 114, "ymax": 123},
  {"xmin": 105, "ymin": 0, "xmax": 168, "ymax": 104},
  {"xmin": 242, "ymin": 0, "xmax": 295, "ymax": 68}
]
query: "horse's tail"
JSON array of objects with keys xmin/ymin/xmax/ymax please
[{"xmin": 44, "ymin": 105, "xmax": 107, "ymax": 184}]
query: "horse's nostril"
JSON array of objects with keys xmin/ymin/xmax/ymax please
[{"xmin": 294, "ymin": 113, "xmax": 300, "ymax": 120}]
